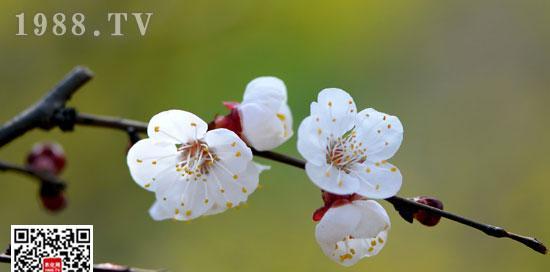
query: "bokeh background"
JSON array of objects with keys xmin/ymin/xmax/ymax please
[{"xmin": 1, "ymin": 0, "xmax": 549, "ymax": 271}]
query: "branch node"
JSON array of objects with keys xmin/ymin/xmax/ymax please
[{"xmin": 53, "ymin": 108, "xmax": 77, "ymax": 132}]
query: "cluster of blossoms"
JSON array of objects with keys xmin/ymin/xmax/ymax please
[{"xmin": 127, "ymin": 79, "xmax": 403, "ymax": 266}]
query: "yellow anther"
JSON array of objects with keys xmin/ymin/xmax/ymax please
[{"xmin": 339, "ymin": 254, "xmax": 352, "ymax": 262}]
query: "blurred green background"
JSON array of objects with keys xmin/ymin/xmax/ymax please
[{"xmin": 1, "ymin": 0, "xmax": 549, "ymax": 271}]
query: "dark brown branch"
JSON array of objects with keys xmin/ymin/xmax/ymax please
[
  {"xmin": 385, "ymin": 197, "xmax": 548, "ymax": 255},
  {"xmin": 0, "ymin": 67, "xmax": 93, "ymax": 147},
  {"xmin": 76, "ymin": 113, "xmax": 147, "ymax": 133},
  {"xmin": 60, "ymin": 113, "xmax": 550, "ymax": 254},
  {"xmin": 0, "ymin": 160, "xmax": 65, "ymax": 190},
  {"xmin": 65, "ymin": 113, "xmax": 548, "ymax": 254},
  {"xmin": 252, "ymin": 150, "xmax": 547, "ymax": 255}
]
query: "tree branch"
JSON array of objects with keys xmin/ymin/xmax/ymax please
[
  {"xmin": 42, "ymin": 111, "xmax": 548, "ymax": 255},
  {"xmin": 0, "ymin": 160, "xmax": 65, "ymax": 190},
  {"xmin": 253, "ymin": 150, "xmax": 547, "ymax": 255},
  {"xmin": 65, "ymin": 113, "xmax": 548, "ymax": 254},
  {"xmin": 75, "ymin": 113, "xmax": 147, "ymax": 133},
  {"xmin": 0, "ymin": 67, "xmax": 93, "ymax": 147}
]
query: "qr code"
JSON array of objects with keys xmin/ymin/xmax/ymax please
[{"xmin": 11, "ymin": 225, "xmax": 93, "ymax": 272}]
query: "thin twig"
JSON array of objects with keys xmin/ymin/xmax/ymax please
[
  {"xmin": 252, "ymin": 150, "xmax": 548, "ymax": 255},
  {"xmin": 65, "ymin": 114, "xmax": 548, "ymax": 254},
  {"xmin": 76, "ymin": 113, "xmax": 147, "ymax": 133},
  {"xmin": 0, "ymin": 160, "xmax": 65, "ymax": 190}
]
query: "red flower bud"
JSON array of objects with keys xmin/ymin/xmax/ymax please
[
  {"xmin": 26, "ymin": 142, "xmax": 66, "ymax": 175},
  {"xmin": 208, "ymin": 102, "xmax": 243, "ymax": 135},
  {"xmin": 413, "ymin": 196, "xmax": 444, "ymax": 227},
  {"xmin": 39, "ymin": 182, "xmax": 67, "ymax": 213}
]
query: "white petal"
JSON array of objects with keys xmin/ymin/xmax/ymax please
[
  {"xmin": 149, "ymin": 201, "xmax": 173, "ymax": 221},
  {"xmin": 352, "ymin": 161, "xmax": 402, "ymax": 199},
  {"xmin": 305, "ymin": 162, "xmax": 359, "ymax": 195},
  {"xmin": 277, "ymin": 102, "xmax": 294, "ymax": 142},
  {"xmin": 204, "ymin": 161, "xmax": 265, "ymax": 216},
  {"xmin": 240, "ymin": 103, "xmax": 288, "ymax": 151},
  {"xmin": 297, "ymin": 116, "xmax": 327, "ymax": 165},
  {"xmin": 315, "ymin": 200, "xmax": 390, "ymax": 266},
  {"xmin": 355, "ymin": 108, "xmax": 403, "ymax": 162},
  {"xmin": 242, "ymin": 76, "xmax": 287, "ymax": 109},
  {"xmin": 204, "ymin": 128, "xmax": 253, "ymax": 173},
  {"xmin": 127, "ymin": 138, "xmax": 178, "ymax": 192},
  {"xmin": 147, "ymin": 110, "xmax": 208, "ymax": 144},
  {"xmin": 154, "ymin": 174, "xmax": 213, "ymax": 221},
  {"xmin": 311, "ymin": 88, "xmax": 357, "ymax": 136}
]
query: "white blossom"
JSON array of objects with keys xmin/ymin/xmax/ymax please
[
  {"xmin": 315, "ymin": 200, "xmax": 390, "ymax": 266},
  {"xmin": 238, "ymin": 77, "xmax": 293, "ymax": 151},
  {"xmin": 127, "ymin": 110, "xmax": 265, "ymax": 221},
  {"xmin": 298, "ymin": 88, "xmax": 403, "ymax": 198}
]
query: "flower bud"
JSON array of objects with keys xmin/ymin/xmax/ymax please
[
  {"xmin": 39, "ymin": 182, "xmax": 67, "ymax": 213},
  {"xmin": 26, "ymin": 142, "xmax": 66, "ymax": 175},
  {"xmin": 209, "ymin": 102, "xmax": 243, "ymax": 134},
  {"xmin": 413, "ymin": 196, "xmax": 444, "ymax": 227}
]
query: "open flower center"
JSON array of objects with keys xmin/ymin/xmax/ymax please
[
  {"xmin": 176, "ymin": 140, "xmax": 218, "ymax": 176},
  {"xmin": 325, "ymin": 130, "xmax": 367, "ymax": 173}
]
